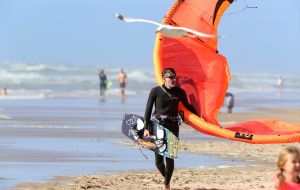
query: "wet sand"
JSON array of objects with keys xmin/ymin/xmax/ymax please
[{"xmin": 13, "ymin": 107, "xmax": 300, "ymax": 190}]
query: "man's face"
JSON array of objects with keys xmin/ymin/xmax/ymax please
[{"xmin": 163, "ymin": 72, "xmax": 176, "ymax": 88}]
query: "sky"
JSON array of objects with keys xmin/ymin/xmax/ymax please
[{"xmin": 0, "ymin": 0, "xmax": 299, "ymax": 75}]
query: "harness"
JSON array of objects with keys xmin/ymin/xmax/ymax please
[
  {"xmin": 152, "ymin": 113, "xmax": 179, "ymax": 122},
  {"xmin": 151, "ymin": 86, "xmax": 183, "ymax": 125}
]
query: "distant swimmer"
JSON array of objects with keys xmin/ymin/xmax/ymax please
[
  {"xmin": 118, "ymin": 68, "xmax": 127, "ymax": 98},
  {"xmin": 98, "ymin": 69, "xmax": 107, "ymax": 100},
  {"xmin": 225, "ymin": 92, "xmax": 234, "ymax": 114},
  {"xmin": 2, "ymin": 87, "xmax": 7, "ymax": 96},
  {"xmin": 276, "ymin": 75, "xmax": 284, "ymax": 89}
]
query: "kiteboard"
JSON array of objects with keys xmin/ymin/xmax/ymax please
[{"xmin": 122, "ymin": 113, "xmax": 178, "ymax": 159}]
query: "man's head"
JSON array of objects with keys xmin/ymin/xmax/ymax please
[
  {"xmin": 162, "ymin": 68, "xmax": 176, "ymax": 88},
  {"xmin": 99, "ymin": 68, "xmax": 104, "ymax": 74}
]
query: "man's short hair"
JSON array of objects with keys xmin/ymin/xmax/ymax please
[{"xmin": 162, "ymin": 68, "xmax": 176, "ymax": 78}]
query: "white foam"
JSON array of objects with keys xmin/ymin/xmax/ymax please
[
  {"xmin": 0, "ymin": 94, "xmax": 45, "ymax": 100},
  {"xmin": 7, "ymin": 124, "xmax": 80, "ymax": 129},
  {"xmin": 0, "ymin": 114, "xmax": 11, "ymax": 120},
  {"xmin": 1, "ymin": 61, "xmax": 300, "ymax": 98}
]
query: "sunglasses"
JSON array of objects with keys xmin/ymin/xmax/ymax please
[{"xmin": 164, "ymin": 75, "xmax": 176, "ymax": 79}]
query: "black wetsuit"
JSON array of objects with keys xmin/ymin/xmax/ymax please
[
  {"xmin": 99, "ymin": 73, "xmax": 107, "ymax": 96},
  {"xmin": 144, "ymin": 84, "xmax": 196, "ymax": 186}
]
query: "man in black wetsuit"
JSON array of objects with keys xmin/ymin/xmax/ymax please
[{"xmin": 143, "ymin": 68, "xmax": 196, "ymax": 190}]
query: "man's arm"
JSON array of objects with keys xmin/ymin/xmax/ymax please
[
  {"xmin": 143, "ymin": 88, "xmax": 156, "ymax": 137},
  {"xmin": 144, "ymin": 88, "xmax": 155, "ymax": 129},
  {"xmin": 180, "ymin": 89, "xmax": 198, "ymax": 116}
]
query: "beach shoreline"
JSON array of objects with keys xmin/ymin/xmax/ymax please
[
  {"xmin": 14, "ymin": 141, "xmax": 295, "ymax": 190},
  {"xmin": 11, "ymin": 105, "xmax": 300, "ymax": 190}
]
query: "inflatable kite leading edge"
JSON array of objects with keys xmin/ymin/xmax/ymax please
[{"xmin": 153, "ymin": 0, "xmax": 300, "ymax": 144}]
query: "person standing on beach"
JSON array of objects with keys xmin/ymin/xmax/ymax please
[
  {"xmin": 98, "ymin": 69, "xmax": 107, "ymax": 100},
  {"xmin": 1, "ymin": 87, "xmax": 7, "ymax": 96},
  {"xmin": 276, "ymin": 75, "xmax": 284, "ymax": 97},
  {"xmin": 277, "ymin": 75, "xmax": 284, "ymax": 89},
  {"xmin": 273, "ymin": 146, "xmax": 300, "ymax": 190},
  {"xmin": 225, "ymin": 92, "xmax": 234, "ymax": 114},
  {"xmin": 143, "ymin": 68, "xmax": 197, "ymax": 190},
  {"xmin": 118, "ymin": 68, "xmax": 127, "ymax": 98}
]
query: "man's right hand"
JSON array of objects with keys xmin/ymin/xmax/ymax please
[{"xmin": 143, "ymin": 129, "xmax": 150, "ymax": 137}]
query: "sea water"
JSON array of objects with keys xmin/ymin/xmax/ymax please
[
  {"xmin": 1, "ymin": 62, "xmax": 300, "ymax": 99},
  {"xmin": 0, "ymin": 97, "xmax": 245, "ymax": 190}
]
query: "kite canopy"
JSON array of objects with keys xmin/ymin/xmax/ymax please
[
  {"xmin": 154, "ymin": 0, "xmax": 233, "ymax": 125},
  {"xmin": 153, "ymin": 0, "xmax": 300, "ymax": 143}
]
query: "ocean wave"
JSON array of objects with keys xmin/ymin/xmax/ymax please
[
  {"xmin": 1, "ymin": 61, "xmax": 79, "ymax": 72},
  {"xmin": 1, "ymin": 61, "xmax": 299, "ymax": 98},
  {"xmin": 0, "ymin": 114, "xmax": 11, "ymax": 120},
  {"xmin": 0, "ymin": 70, "xmax": 44, "ymax": 84},
  {"xmin": 0, "ymin": 61, "xmax": 156, "ymax": 85},
  {"xmin": 0, "ymin": 87, "xmax": 149, "ymax": 99}
]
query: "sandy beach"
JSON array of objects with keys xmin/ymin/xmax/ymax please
[{"xmin": 12, "ymin": 106, "xmax": 300, "ymax": 190}]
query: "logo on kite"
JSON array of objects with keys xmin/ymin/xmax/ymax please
[{"xmin": 234, "ymin": 132, "xmax": 253, "ymax": 140}]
